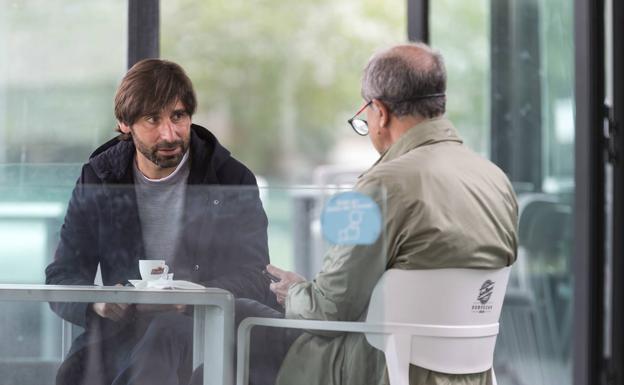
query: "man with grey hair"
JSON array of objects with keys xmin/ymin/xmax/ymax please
[{"xmin": 239, "ymin": 42, "xmax": 518, "ymax": 385}]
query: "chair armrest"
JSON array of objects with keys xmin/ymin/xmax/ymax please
[{"xmin": 238, "ymin": 317, "xmax": 499, "ymax": 339}]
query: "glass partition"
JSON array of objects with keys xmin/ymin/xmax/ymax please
[
  {"xmin": 0, "ymin": 0, "xmax": 577, "ymax": 382},
  {"xmin": 0, "ymin": 182, "xmax": 387, "ymax": 385},
  {"xmin": 431, "ymin": 1, "xmax": 575, "ymax": 384},
  {"xmin": 0, "ymin": 1, "xmax": 126, "ymax": 165}
]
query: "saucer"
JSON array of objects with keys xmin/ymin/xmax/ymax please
[{"xmin": 128, "ymin": 278, "xmax": 205, "ymax": 290}]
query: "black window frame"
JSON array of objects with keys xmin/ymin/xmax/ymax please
[
  {"xmin": 609, "ymin": 0, "xmax": 624, "ymax": 384},
  {"xmin": 127, "ymin": 0, "xmax": 159, "ymax": 69},
  {"xmin": 573, "ymin": 0, "xmax": 607, "ymax": 385}
]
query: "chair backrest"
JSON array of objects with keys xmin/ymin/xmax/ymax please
[{"xmin": 365, "ymin": 267, "xmax": 511, "ymax": 375}]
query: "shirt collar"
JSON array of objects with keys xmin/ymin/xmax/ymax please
[{"xmin": 361, "ymin": 117, "xmax": 463, "ymax": 176}]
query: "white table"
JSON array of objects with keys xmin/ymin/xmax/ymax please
[{"xmin": 0, "ymin": 284, "xmax": 234, "ymax": 385}]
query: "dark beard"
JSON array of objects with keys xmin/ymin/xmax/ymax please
[{"xmin": 135, "ymin": 138, "xmax": 188, "ymax": 169}]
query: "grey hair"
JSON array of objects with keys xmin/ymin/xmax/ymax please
[{"xmin": 361, "ymin": 42, "xmax": 447, "ymax": 118}]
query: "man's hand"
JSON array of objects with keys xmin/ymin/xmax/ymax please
[
  {"xmin": 92, "ymin": 284, "xmax": 132, "ymax": 322},
  {"xmin": 92, "ymin": 302, "xmax": 132, "ymax": 322},
  {"xmin": 267, "ymin": 264, "xmax": 306, "ymax": 306}
]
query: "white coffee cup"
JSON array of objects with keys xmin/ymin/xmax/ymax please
[{"xmin": 139, "ymin": 260, "xmax": 170, "ymax": 281}]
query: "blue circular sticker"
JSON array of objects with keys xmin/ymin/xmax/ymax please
[{"xmin": 320, "ymin": 191, "xmax": 382, "ymax": 245}]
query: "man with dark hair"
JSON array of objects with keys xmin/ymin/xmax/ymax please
[
  {"xmin": 46, "ymin": 59, "xmax": 272, "ymax": 385},
  {"xmin": 241, "ymin": 43, "xmax": 518, "ymax": 385}
]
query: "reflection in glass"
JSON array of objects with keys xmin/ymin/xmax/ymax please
[{"xmin": 431, "ymin": 1, "xmax": 574, "ymax": 384}]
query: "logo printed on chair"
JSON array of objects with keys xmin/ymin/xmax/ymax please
[{"xmin": 472, "ymin": 280, "xmax": 495, "ymax": 313}]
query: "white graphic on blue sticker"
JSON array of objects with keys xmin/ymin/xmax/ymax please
[{"xmin": 321, "ymin": 191, "xmax": 382, "ymax": 245}]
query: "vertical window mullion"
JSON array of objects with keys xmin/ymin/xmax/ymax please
[
  {"xmin": 407, "ymin": 0, "xmax": 428, "ymax": 42},
  {"xmin": 610, "ymin": 0, "xmax": 624, "ymax": 383},
  {"xmin": 128, "ymin": 0, "xmax": 159, "ymax": 68},
  {"xmin": 573, "ymin": 0, "xmax": 606, "ymax": 384}
]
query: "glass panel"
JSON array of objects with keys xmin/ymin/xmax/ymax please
[
  {"xmin": 0, "ymin": 0, "xmax": 127, "ymax": 378},
  {"xmin": 0, "ymin": 183, "xmax": 387, "ymax": 384},
  {"xmin": 0, "ymin": 0, "xmax": 127, "ymax": 165},
  {"xmin": 161, "ymin": 0, "xmax": 406, "ymax": 183},
  {"xmin": 431, "ymin": 1, "xmax": 574, "ymax": 384},
  {"xmin": 429, "ymin": 0, "xmax": 490, "ymax": 156}
]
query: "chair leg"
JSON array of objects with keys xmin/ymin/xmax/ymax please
[
  {"xmin": 384, "ymin": 335, "xmax": 411, "ymax": 385},
  {"xmin": 491, "ymin": 368, "xmax": 497, "ymax": 385}
]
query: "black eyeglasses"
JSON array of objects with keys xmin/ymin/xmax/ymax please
[
  {"xmin": 347, "ymin": 101, "xmax": 372, "ymax": 136},
  {"xmin": 347, "ymin": 93, "xmax": 446, "ymax": 136}
]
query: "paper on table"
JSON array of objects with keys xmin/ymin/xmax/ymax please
[{"xmin": 128, "ymin": 279, "xmax": 205, "ymax": 290}]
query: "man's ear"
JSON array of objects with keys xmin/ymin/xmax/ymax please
[
  {"xmin": 372, "ymin": 99, "xmax": 390, "ymax": 128},
  {"xmin": 118, "ymin": 121, "xmax": 131, "ymax": 134}
]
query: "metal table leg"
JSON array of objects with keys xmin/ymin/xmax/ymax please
[{"xmin": 193, "ymin": 303, "xmax": 235, "ymax": 385}]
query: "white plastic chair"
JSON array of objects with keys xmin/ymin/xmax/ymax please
[{"xmin": 236, "ymin": 267, "xmax": 511, "ymax": 385}]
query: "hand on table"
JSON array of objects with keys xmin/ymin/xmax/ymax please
[
  {"xmin": 92, "ymin": 284, "xmax": 133, "ymax": 322},
  {"xmin": 267, "ymin": 264, "xmax": 306, "ymax": 306}
]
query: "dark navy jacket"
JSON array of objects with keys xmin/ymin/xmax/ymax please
[{"xmin": 45, "ymin": 124, "xmax": 272, "ymax": 350}]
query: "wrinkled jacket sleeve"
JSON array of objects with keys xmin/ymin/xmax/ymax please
[
  {"xmin": 199, "ymin": 170, "xmax": 274, "ymax": 306},
  {"xmin": 285, "ymin": 178, "xmax": 401, "ymax": 328},
  {"xmin": 45, "ymin": 165, "xmax": 100, "ymax": 327}
]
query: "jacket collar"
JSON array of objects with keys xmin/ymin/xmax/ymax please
[
  {"xmin": 362, "ymin": 117, "xmax": 463, "ymax": 176},
  {"xmin": 88, "ymin": 124, "xmax": 231, "ymax": 184}
]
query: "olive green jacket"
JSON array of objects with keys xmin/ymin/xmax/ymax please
[{"xmin": 277, "ymin": 117, "xmax": 518, "ymax": 385}]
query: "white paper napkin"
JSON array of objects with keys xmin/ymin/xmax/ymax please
[{"xmin": 128, "ymin": 279, "xmax": 205, "ymax": 290}]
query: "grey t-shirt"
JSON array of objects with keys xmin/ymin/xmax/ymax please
[{"xmin": 133, "ymin": 151, "xmax": 190, "ymax": 265}]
